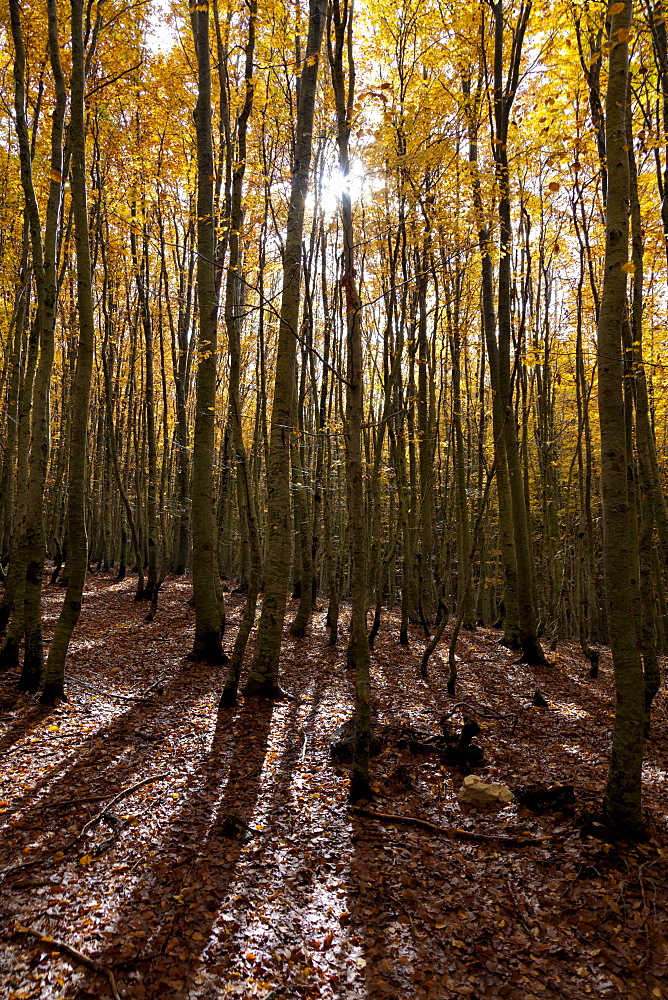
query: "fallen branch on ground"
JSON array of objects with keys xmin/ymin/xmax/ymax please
[
  {"xmin": 68, "ymin": 677, "xmax": 151, "ymax": 702},
  {"xmin": 349, "ymin": 806, "xmax": 554, "ymax": 846},
  {"xmin": 12, "ymin": 923, "xmax": 120, "ymax": 999},
  {"xmin": 440, "ymin": 701, "xmax": 518, "ymax": 731},
  {"xmin": 3, "ymin": 794, "xmax": 111, "ymax": 816},
  {"xmin": 140, "ymin": 676, "xmax": 166, "ymax": 697},
  {"xmin": 0, "ymin": 773, "xmax": 169, "ymax": 882},
  {"xmin": 94, "ymin": 813, "xmax": 128, "ymax": 857},
  {"xmin": 71, "ymin": 773, "xmax": 169, "ymax": 848}
]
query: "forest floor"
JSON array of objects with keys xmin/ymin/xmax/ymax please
[{"xmin": 0, "ymin": 574, "xmax": 667, "ymax": 1000}]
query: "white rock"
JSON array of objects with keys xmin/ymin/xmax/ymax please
[{"xmin": 457, "ymin": 774, "xmax": 513, "ymax": 808}]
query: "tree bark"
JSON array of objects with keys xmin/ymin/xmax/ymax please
[
  {"xmin": 41, "ymin": 0, "xmax": 96, "ymax": 705},
  {"xmin": 243, "ymin": 0, "xmax": 326, "ymax": 697},
  {"xmin": 598, "ymin": 0, "xmax": 645, "ymax": 834},
  {"xmin": 218, "ymin": 0, "xmax": 264, "ymax": 705},
  {"xmin": 329, "ymin": 0, "xmax": 372, "ymax": 801},
  {"xmin": 189, "ymin": 0, "xmax": 226, "ymax": 664}
]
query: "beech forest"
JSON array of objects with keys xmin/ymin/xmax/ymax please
[{"xmin": 1, "ymin": 1, "xmax": 668, "ymax": 999}]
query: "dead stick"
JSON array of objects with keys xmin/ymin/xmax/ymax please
[
  {"xmin": 3, "ymin": 794, "xmax": 111, "ymax": 816},
  {"xmin": 42, "ymin": 794, "xmax": 111, "ymax": 809},
  {"xmin": 140, "ymin": 676, "xmax": 166, "ymax": 697},
  {"xmin": 1, "ymin": 774, "xmax": 170, "ymax": 882},
  {"xmin": 71, "ymin": 773, "xmax": 169, "ymax": 847},
  {"xmin": 68, "ymin": 677, "xmax": 149, "ymax": 702},
  {"xmin": 440, "ymin": 702, "xmax": 518, "ymax": 726},
  {"xmin": 386, "ymin": 890, "xmax": 416, "ymax": 936},
  {"xmin": 13, "ymin": 924, "xmax": 120, "ymax": 999},
  {"xmin": 93, "ymin": 814, "xmax": 128, "ymax": 857},
  {"xmin": 349, "ymin": 806, "xmax": 554, "ymax": 847}
]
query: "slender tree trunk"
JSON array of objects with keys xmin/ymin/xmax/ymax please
[
  {"xmin": 0, "ymin": 222, "xmax": 29, "ymax": 565},
  {"xmin": 329, "ymin": 0, "xmax": 371, "ymax": 801},
  {"xmin": 463, "ymin": 71, "xmax": 521, "ymax": 651},
  {"xmin": 243, "ymin": 0, "xmax": 326, "ymax": 697},
  {"xmin": 102, "ymin": 342, "xmax": 144, "ymax": 598},
  {"xmin": 416, "ymin": 246, "xmax": 435, "ymax": 626},
  {"xmin": 0, "ymin": 309, "xmax": 37, "ymax": 664},
  {"xmin": 627, "ymin": 104, "xmax": 661, "ymax": 735},
  {"xmin": 447, "ymin": 272, "xmax": 475, "ymax": 631},
  {"xmin": 290, "ymin": 347, "xmax": 314, "ymax": 636},
  {"xmin": 491, "ymin": 1, "xmax": 546, "ymax": 666},
  {"xmin": 218, "ymin": 0, "xmax": 264, "ymax": 704},
  {"xmin": 130, "ymin": 210, "xmax": 158, "ymax": 601},
  {"xmin": 21, "ymin": 0, "xmax": 68, "ymax": 688},
  {"xmin": 41, "ymin": 0, "xmax": 96, "ymax": 705},
  {"xmin": 189, "ymin": 0, "xmax": 226, "ymax": 663},
  {"xmin": 598, "ymin": 0, "xmax": 645, "ymax": 834},
  {"xmin": 5, "ymin": 1, "xmax": 67, "ymax": 689}
]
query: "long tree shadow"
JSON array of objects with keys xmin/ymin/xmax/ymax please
[
  {"xmin": 89, "ymin": 696, "xmax": 277, "ymax": 999},
  {"xmin": 194, "ymin": 690, "xmax": 321, "ymax": 990},
  {"xmin": 0, "ymin": 656, "xmax": 229, "ymax": 871},
  {"xmin": 0, "ymin": 573, "xmax": 201, "ymax": 760},
  {"xmin": 0, "ymin": 683, "xmax": 55, "ymax": 757},
  {"xmin": 183, "ymin": 672, "xmax": 359, "ymax": 998}
]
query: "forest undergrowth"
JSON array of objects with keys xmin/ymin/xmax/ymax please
[{"xmin": 0, "ymin": 573, "xmax": 667, "ymax": 1000}]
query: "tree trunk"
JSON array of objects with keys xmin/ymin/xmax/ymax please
[
  {"xmin": 41, "ymin": 0, "xmax": 96, "ymax": 705},
  {"xmin": 598, "ymin": 0, "xmax": 645, "ymax": 834},
  {"xmin": 243, "ymin": 0, "xmax": 326, "ymax": 697},
  {"xmin": 627, "ymin": 101, "xmax": 661, "ymax": 736},
  {"xmin": 218, "ymin": 1, "xmax": 264, "ymax": 705},
  {"xmin": 329, "ymin": 0, "xmax": 372, "ymax": 802},
  {"xmin": 189, "ymin": 0, "xmax": 226, "ymax": 664}
]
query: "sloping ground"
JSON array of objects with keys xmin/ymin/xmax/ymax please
[{"xmin": 0, "ymin": 573, "xmax": 666, "ymax": 1000}]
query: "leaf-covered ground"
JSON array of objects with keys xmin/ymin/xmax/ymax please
[{"xmin": 0, "ymin": 573, "xmax": 667, "ymax": 1000}]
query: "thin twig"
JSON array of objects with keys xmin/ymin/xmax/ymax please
[
  {"xmin": 94, "ymin": 813, "xmax": 128, "ymax": 857},
  {"xmin": 12, "ymin": 923, "xmax": 121, "ymax": 999},
  {"xmin": 0, "ymin": 773, "xmax": 170, "ymax": 882},
  {"xmin": 140, "ymin": 676, "xmax": 166, "ymax": 697},
  {"xmin": 385, "ymin": 890, "xmax": 416, "ymax": 936},
  {"xmin": 85, "ymin": 59, "xmax": 142, "ymax": 100},
  {"xmin": 71, "ymin": 773, "xmax": 169, "ymax": 848},
  {"xmin": 68, "ymin": 677, "xmax": 150, "ymax": 703},
  {"xmin": 4, "ymin": 794, "xmax": 111, "ymax": 815},
  {"xmin": 440, "ymin": 701, "xmax": 519, "ymax": 730},
  {"xmin": 1, "ymin": 858, "xmax": 43, "ymax": 882}
]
